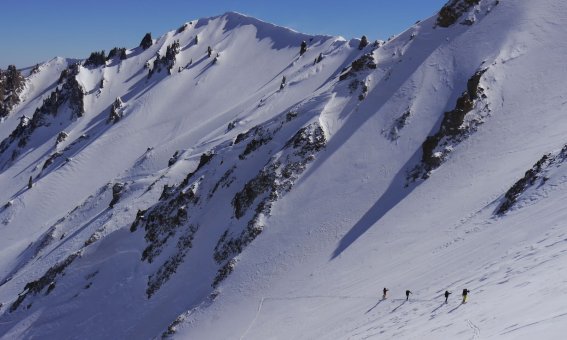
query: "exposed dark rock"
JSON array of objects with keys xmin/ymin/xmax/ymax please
[
  {"xmin": 84, "ymin": 51, "xmax": 106, "ymax": 67},
  {"xmin": 61, "ymin": 64, "xmax": 85, "ymax": 118},
  {"xmin": 358, "ymin": 35, "xmax": 369, "ymax": 50},
  {"xmin": 159, "ymin": 184, "xmax": 175, "ymax": 201},
  {"xmin": 339, "ymin": 53, "xmax": 377, "ymax": 81},
  {"xmin": 30, "ymin": 64, "xmax": 41, "ymax": 75},
  {"xmin": 109, "ymin": 182, "xmax": 125, "ymax": 208},
  {"xmin": 42, "ymin": 152, "xmax": 63, "ymax": 171},
  {"xmin": 467, "ymin": 68, "xmax": 488, "ymax": 100},
  {"xmin": 210, "ymin": 166, "xmax": 236, "ymax": 197},
  {"xmin": 148, "ymin": 41, "xmax": 180, "ymax": 77},
  {"xmin": 436, "ymin": 0, "xmax": 481, "ymax": 28},
  {"xmin": 213, "ymin": 124, "xmax": 326, "ymax": 286},
  {"xmin": 140, "ymin": 187, "xmax": 199, "ymax": 263},
  {"xmin": 387, "ymin": 110, "xmax": 411, "ymax": 141},
  {"xmin": 108, "ymin": 97, "xmax": 124, "ymax": 123},
  {"xmin": 227, "ymin": 121, "xmax": 237, "ymax": 132},
  {"xmin": 140, "ymin": 33, "xmax": 153, "ymax": 50},
  {"xmin": 55, "ymin": 131, "xmax": 68, "ymax": 145},
  {"xmin": 239, "ymin": 128, "xmax": 272, "ymax": 160},
  {"xmin": 84, "ymin": 232, "xmax": 101, "ymax": 247},
  {"xmin": 130, "ymin": 209, "xmax": 147, "ymax": 232},
  {"xmin": 286, "ymin": 111, "xmax": 298, "ymax": 122},
  {"xmin": 177, "ymin": 23, "xmax": 188, "ymax": 34},
  {"xmin": 107, "ymin": 47, "xmax": 127, "ymax": 60},
  {"xmin": 0, "ymin": 65, "xmax": 25, "ymax": 118},
  {"xmin": 180, "ymin": 152, "xmax": 215, "ymax": 187},
  {"xmin": 212, "ymin": 259, "xmax": 237, "ymax": 288},
  {"xmin": 168, "ymin": 151, "xmax": 181, "ymax": 167},
  {"xmin": 232, "ymin": 168, "xmax": 277, "ymax": 219},
  {"xmin": 10, "ymin": 252, "xmax": 80, "ymax": 312},
  {"xmin": 45, "ymin": 282, "xmax": 56, "ymax": 295},
  {"xmin": 300, "ymin": 41, "xmax": 308, "ymax": 56},
  {"xmin": 408, "ymin": 68, "xmax": 489, "ymax": 181},
  {"xmin": 496, "ymin": 145, "xmax": 567, "ymax": 215},
  {"xmin": 234, "ymin": 130, "xmax": 254, "ymax": 145},
  {"xmin": 146, "ymin": 224, "xmax": 199, "ymax": 298}
]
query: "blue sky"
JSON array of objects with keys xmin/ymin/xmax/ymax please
[{"xmin": 0, "ymin": 0, "xmax": 447, "ymax": 68}]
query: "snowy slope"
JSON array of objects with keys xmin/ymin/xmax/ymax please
[{"xmin": 1, "ymin": 1, "xmax": 567, "ymax": 339}]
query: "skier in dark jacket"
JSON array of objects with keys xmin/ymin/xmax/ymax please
[
  {"xmin": 405, "ymin": 290, "xmax": 412, "ymax": 301},
  {"xmin": 462, "ymin": 289, "xmax": 470, "ymax": 303},
  {"xmin": 382, "ymin": 287, "xmax": 389, "ymax": 300},
  {"xmin": 444, "ymin": 290, "xmax": 451, "ymax": 303}
]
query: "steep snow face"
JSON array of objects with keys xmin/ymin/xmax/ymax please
[
  {"xmin": 175, "ymin": 1, "xmax": 567, "ymax": 339},
  {"xmin": 0, "ymin": 11, "xmax": 361, "ymax": 339},
  {"xmin": 1, "ymin": 1, "xmax": 567, "ymax": 339}
]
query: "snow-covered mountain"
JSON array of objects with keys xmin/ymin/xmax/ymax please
[{"xmin": 1, "ymin": 0, "xmax": 567, "ymax": 338}]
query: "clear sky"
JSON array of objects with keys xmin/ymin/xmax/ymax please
[{"xmin": 0, "ymin": 0, "xmax": 448, "ymax": 68}]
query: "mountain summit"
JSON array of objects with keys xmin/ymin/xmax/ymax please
[{"xmin": 1, "ymin": 1, "xmax": 567, "ymax": 338}]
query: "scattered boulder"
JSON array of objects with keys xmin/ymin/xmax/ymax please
[
  {"xmin": 109, "ymin": 182, "xmax": 125, "ymax": 208},
  {"xmin": 280, "ymin": 76, "xmax": 287, "ymax": 90},
  {"xmin": 300, "ymin": 41, "xmax": 308, "ymax": 56},
  {"xmin": 108, "ymin": 97, "xmax": 124, "ymax": 123},
  {"xmin": 168, "ymin": 151, "xmax": 181, "ymax": 167}
]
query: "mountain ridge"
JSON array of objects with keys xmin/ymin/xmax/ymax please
[{"xmin": 2, "ymin": 0, "xmax": 567, "ymax": 338}]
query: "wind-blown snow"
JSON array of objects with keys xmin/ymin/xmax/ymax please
[{"xmin": 1, "ymin": 1, "xmax": 567, "ymax": 339}]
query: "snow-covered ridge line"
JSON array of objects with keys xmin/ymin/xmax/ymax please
[{"xmin": 3, "ymin": 1, "xmax": 567, "ymax": 339}]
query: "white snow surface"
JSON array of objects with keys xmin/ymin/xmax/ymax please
[{"xmin": 0, "ymin": 2, "xmax": 567, "ymax": 339}]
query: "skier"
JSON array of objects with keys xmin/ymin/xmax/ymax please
[
  {"xmin": 462, "ymin": 289, "xmax": 470, "ymax": 303},
  {"xmin": 382, "ymin": 287, "xmax": 389, "ymax": 300},
  {"xmin": 444, "ymin": 290, "xmax": 451, "ymax": 303},
  {"xmin": 405, "ymin": 290, "xmax": 412, "ymax": 301}
]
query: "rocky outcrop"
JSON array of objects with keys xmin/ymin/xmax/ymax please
[
  {"xmin": 0, "ymin": 64, "xmax": 84, "ymax": 168},
  {"xmin": 140, "ymin": 186, "xmax": 199, "ymax": 263},
  {"xmin": 496, "ymin": 145, "xmax": 567, "ymax": 215},
  {"xmin": 108, "ymin": 97, "xmax": 124, "ymax": 123},
  {"xmin": 109, "ymin": 182, "xmax": 125, "ymax": 208},
  {"xmin": 213, "ymin": 123, "xmax": 326, "ymax": 286},
  {"xmin": 436, "ymin": 0, "xmax": 481, "ymax": 28},
  {"xmin": 9, "ymin": 252, "xmax": 81, "ymax": 312},
  {"xmin": 146, "ymin": 224, "xmax": 199, "ymax": 298},
  {"xmin": 339, "ymin": 53, "xmax": 377, "ymax": 81},
  {"xmin": 385, "ymin": 110, "xmax": 411, "ymax": 141},
  {"xmin": 148, "ymin": 40, "xmax": 180, "ymax": 77},
  {"xmin": 0, "ymin": 65, "xmax": 25, "ymax": 118},
  {"xmin": 408, "ymin": 68, "xmax": 489, "ymax": 182}
]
